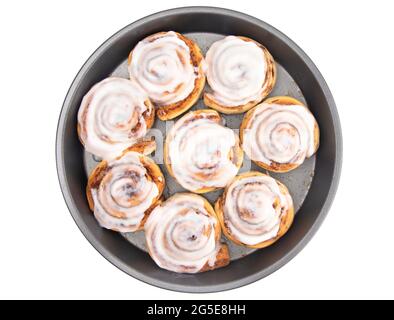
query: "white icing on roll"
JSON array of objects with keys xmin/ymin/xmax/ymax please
[
  {"xmin": 223, "ymin": 175, "xmax": 293, "ymax": 245},
  {"xmin": 90, "ymin": 151, "xmax": 159, "ymax": 232},
  {"xmin": 167, "ymin": 111, "xmax": 239, "ymax": 192},
  {"xmin": 128, "ymin": 31, "xmax": 198, "ymax": 106},
  {"xmin": 78, "ymin": 77, "xmax": 151, "ymax": 160},
  {"xmin": 144, "ymin": 194, "xmax": 221, "ymax": 273},
  {"xmin": 205, "ymin": 36, "xmax": 267, "ymax": 106},
  {"xmin": 243, "ymin": 103, "xmax": 318, "ymax": 165}
]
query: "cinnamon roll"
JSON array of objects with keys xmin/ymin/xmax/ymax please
[
  {"xmin": 240, "ymin": 96, "xmax": 320, "ymax": 172},
  {"xmin": 215, "ymin": 171, "xmax": 294, "ymax": 249},
  {"xmin": 86, "ymin": 141, "xmax": 165, "ymax": 232},
  {"xmin": 164, "ymin": 109, "xmax": 243, "ymax": 193},
  {"xmin": 128, "ymin": 31, "xmax": 205, "ymax": 120},
  {"xmin": 144, "ymin": 193, "xmax": 230, "ymax": 273},
  {"xmin": 204, "ymin": 36, "xmax": 276, "ymax": 114},
  {"xmin": 77, "ymin": 77, "xmax": 154, "ymax": 160}
]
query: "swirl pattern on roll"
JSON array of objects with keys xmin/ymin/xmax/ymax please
[
  {"xmin": 216, "ymin": 172, "xmax": 294, "ymax": 247},
  {"xmin": 128, "ymin": 31, "xmax": 203, "ymax": 107},
  {"xmin": 144, "ymin": 193, "xmax": 229, "ymax": 273},
  {"xmin": 241, "ymin": 97, "xmax": 319, "ymax": 171},
  {"xmin": 205, "ymin": 36, "xmax": 275, "ymax": 109},
  {"xmin": 78, "ymin": 77, "xmax": 154, "ymax": 160},
  {"xmin": 165, "ymin": 110, "xmax": 243, "ymax": 193},
  {"xmin": 87, "ymin": 149, "xmax": 164, "ymax": 232}
]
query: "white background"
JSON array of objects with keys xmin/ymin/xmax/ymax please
[{"xmin": 1, "ymin": 0, "xmax": 393, "ymax": 300}]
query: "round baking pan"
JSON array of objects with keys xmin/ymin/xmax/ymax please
[{"xmin": 56, "ymin": 6, "xmax": 342, "ymax": 293}]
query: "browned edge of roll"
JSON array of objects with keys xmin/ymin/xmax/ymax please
[
  {"xmin": 164, "ymin": 109, "xmax": 244, "ymax": 194},
  {"xmin": 240, "ymin": 96, "xmax": 319, "ymax": 172},
  {"xmin": 86, "ymin": 140, "xmax": 165, "ymax": 231},
  {"xmin": 128, "ymin": 32, "xmax": 206, "ymax": 121},
  {"xmin": 204, "ymin": 36, "xmax": 276, "ymax": 114},
  {"xmin": 215, "ymin": 171, "xmax": 294, "ymax": 249}
]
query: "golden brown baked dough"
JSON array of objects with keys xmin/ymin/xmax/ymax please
[
  {"xmin": 204, "ymin": 36, "xmax": 276, "ymax": 114},
  {"xmin": 164, "ymin": 109, "xmax": 243, "ymax": 193},
  {"xmin": 128, "ymin": 31, "xmax": 205, "ymax": 120},
  {"xmin": 77, "ymin": 77, "xmax": 155, "ymax": 160},
  {"xmin": 144, "ymin": 193, "xmax": 230, "ymax": 273},
  {"xmin": 215, "ymin": 171, "xmax": 294, "ymax": 249},
  {"xmin": 240, "ymin": 96, "xmax": 320, "ymax": 172},
  {"xmin": 86, "ymin": 141, "xmax": 165, "ymax": 232}
]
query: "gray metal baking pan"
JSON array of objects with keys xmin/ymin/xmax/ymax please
[{"xmin": 56, "ymin": 6, "xmax": 342, "ymax": 293}]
